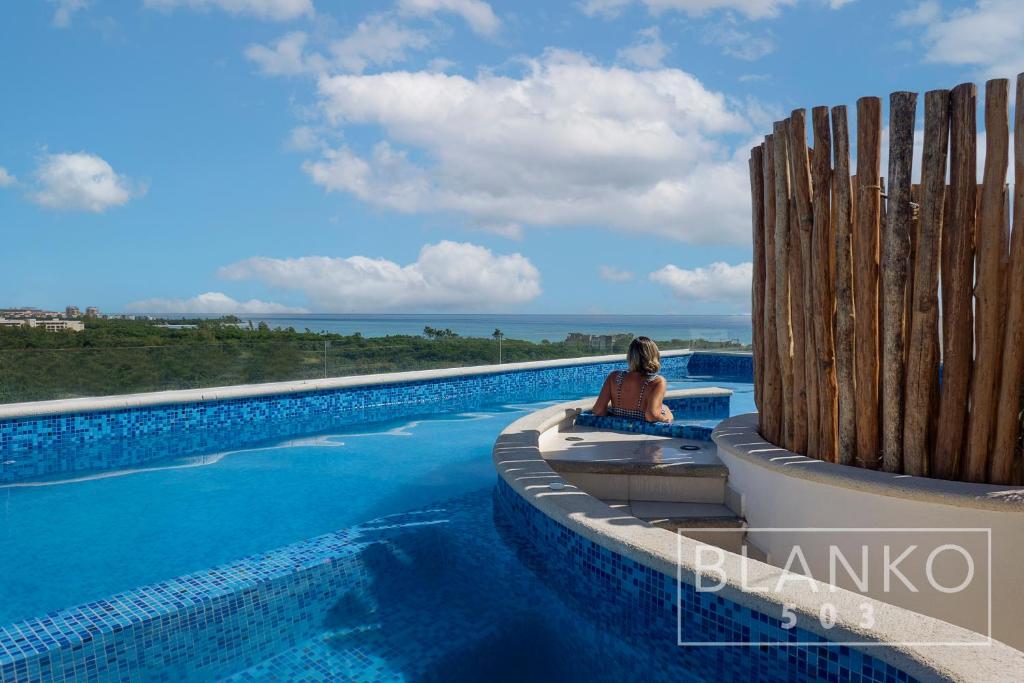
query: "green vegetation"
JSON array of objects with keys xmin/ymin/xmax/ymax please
[{"xmin": 0, "ymin": 317, "xmax": 750, "ymax": 403}]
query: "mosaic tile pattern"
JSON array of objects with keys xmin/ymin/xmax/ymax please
[
  {"xmin": 685, "ymin": 352, "xmax": 754, "ymax": 381},
  {"xmin": 574, "ymin": 413, "xmax": 714, "ymax": 440},
  {"xmin": 1, "ymin": 355, "xmax": 702, "ymax": 483},
  {"xmin": 494, "ymin": 480, "xmax": 919, "ymax": 683},
  {"xmin": 574, "ymin": 393, "xmax": 730, "ymax": 440}
]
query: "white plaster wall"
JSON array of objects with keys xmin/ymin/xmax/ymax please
[{"xmin": 713, "ymin": 413, "xmax": 1024, "ymax": 650}]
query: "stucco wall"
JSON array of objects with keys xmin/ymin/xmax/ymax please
[{"xmin": 713, "ymin": 413, "xmax": 1024, "ymax": 650}]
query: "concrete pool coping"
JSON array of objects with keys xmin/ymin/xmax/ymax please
[
  {"xmin": 492, "ymin": 393, "xmax": 1024, "ymax": 682},
  {"xmin": 714, "ymin": 413, "xmax": 1024, "ymax": 513},
  {"xmin": 0, "ymin": 349, "xmax": 702, "ymax": 419}
]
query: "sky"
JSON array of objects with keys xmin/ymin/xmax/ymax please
[{"xmin": 1, "ymin": 0, "xmax": 1020, "ymax": 315}]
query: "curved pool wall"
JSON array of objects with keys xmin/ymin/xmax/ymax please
[
  {"xmin": 0, "ymin": 350, "xmax": 754, "ymax": 485},
  {"xmin": 0, "ymin": 352, "xmax": 749, "ymax": 683},
  {"xmin": 493, "ymin": 399, "xmax": 1024, "ymax": 682}
]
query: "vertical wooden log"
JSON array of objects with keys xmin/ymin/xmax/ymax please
[
  {"xmin": 762, "ymin": 137, "xmax": 782, "ymax": 445},
  {"xmin": 812, "ymin": 106, "xmax": 837, "ymax": 462},
  {"xmin": 965, "ymin": 79, "xmax": 1011, "ymax": 483},
  {"xmin": 854, "ymin": 97, "xmax": 883, "ymax": 468},
  {"xmin": 789, "ymin": 110, "xmax": 819, "ymax": 458},
  {"xmin": 881, "ymin": 91, "xmax": 918, "ymax": 473},
  {"xmin": 906, "ymin": 183, "xmax": 921, "ymax": 373},
  {"xmin": 832, "ymin": 105, "xmax": 857, "ymax": 466},
  {"xmin": 904, "ymin": 89, "xmax": 950, "ymax": 477},
  {"xmin": 789, "ymin": 189, "xmax": 810, "ymax": 454},
  {"xmin": 933, "ymin": 83, "xmax": 978, "ymax": 481},
  {"xmin": 750, "ymin": 147, "xmax": 767, "ymax": 423},
  {"xmin": 773, "ymin": 121, "xmax": 796, "ymax": 451},
  {"xmin": 991, "ymin": 73, "xmax": 1024, "ymax": 485}
]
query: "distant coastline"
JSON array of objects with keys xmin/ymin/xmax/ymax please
[{"xmin": 223, "ymin": 313, "xmax": 754, "ymax": 345}]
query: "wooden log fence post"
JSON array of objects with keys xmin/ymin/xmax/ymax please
[
  {"xmin": 933, "ymin": 83, "xmax": 978, "ymax": 480},
  {"xmin": 880, "ymin": 91, "xmax": 918, "ymax": 473},
  {"xmin": 750, "ymin": 147, "xmax": 767, "ymax": 422},
  {"xmin": 789, "ymin": 188, "xmax": 810, "ymax": 454},
  {"xmin": 854, "ymin": 97, "xmax": 882, "ymax": 468},
  {"xmin": 773, "ymin": 121, "xmax": 796, "ymax": 452},
  {"xmin": 832, "ymin": 105, "xmax": 857, "ymax": 466},
  {"xmin": 903, "ymin": 89, "xmax": 950, "ymax": 477},
  {"xmin": 762, "ymin": 137, "xmax": 783, "ymax": 445},
  {"xmin": 789, "ymin": 110, "xmax": 819, "ymax": 458},
  {"xmin": 991, "ymin": 73, "xmax": 1024, "ymax": 485},
  {"xmin": 964, "ymin": 79, "xmax": 1010, "ymax": 483},
  {"xmin": 811, "ymin": 106, "xmax": 837, "ymax": 462}
]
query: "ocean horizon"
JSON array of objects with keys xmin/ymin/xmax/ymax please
[{"xmin": 233, "ymin": 313, "xmax": 753, "ymax": 344}]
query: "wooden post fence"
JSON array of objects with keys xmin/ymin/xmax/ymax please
[{"xmin": 748, "ymin": 73, "xmax": 1024, "ymax": 486}]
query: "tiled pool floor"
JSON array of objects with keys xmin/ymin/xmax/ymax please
[{"xmin": 224, "ymin": 490, "xmax": 703, "ymax": 683}]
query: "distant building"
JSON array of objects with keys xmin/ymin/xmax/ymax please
[
  {"xmin": 0, "ymin": 307, "xmax": 61, "ymax": 319},
  {"xmin": 85, "ymin": 307, "xmax": 99, "ymax": 317},
  {"xmin": 0, "ymin": 318, "xmax": 84, "ymax": 332},
  {"xmin": 40, "ymin": 319, "xmax": 85, "ymax": 332},
  {"xmin": 66, "ymin": 305, "xmax": 81, "ymax": 318}
]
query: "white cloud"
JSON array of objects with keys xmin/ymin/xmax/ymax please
[
  {"xmin": 246, "ymin": 16, "xmax": 432, "ymax": 76},
  {"xmin": 329, "ymin": 14, "xmax": 432, "ymax": 74},
  {"xmin": 397, "ymin": 0, "xmax": 501, "ymax": 36},
  {"xmin": 143, "ymin": 0, "xmax": 314, "ymax": 21},
  {"xmin": 579, "ymin": 0, "xmax": 855, "ymax": 21},
  {"xmin": 217, "ymin": 241, "xmax": 542, "ymax": 311},
  {"xmin": 50, "ymin": 0, "xmax": 88, "ymax": 27},
  {"xmin": 304, "ymin": 50, "xmax": 754, "ymax": 243},
  {"xmin": 29, "ymin": 152, "xmax": 145, "ymax": 212},
  {"xmin": 284, "ymin": 125, "xmax": 323, "ymax": 151},
  {"xmin": 650, "ymin": 261, "xmax": 752, "ymax": 308},
  {"xmin": 704, "ymin": 19, "xmax": 776, "ymax": 60},
  {"xmin": 599, "ymin": 265, "xmax": 635, "ymax": 282},
  {"xmin": 617, "ymin": 26, "xmax": 670, "ymax": 68},
  {"xmin": 126, "ymin": 292, "xmax": 307, "ymax": 315},
  {"xmin": 895, "ymin": 0, "xmax": 940, "ymax": 26},
  {"xmin": 245, "ymin": 31, "xmax": 324, "ymax": 76},
  {"xmin": 910, "ymin": 0, "xmax": 1024, "ymax": 78},
  {"xmin": 0, "ymin": 167, "xmax": 16, "ymax": 188}
]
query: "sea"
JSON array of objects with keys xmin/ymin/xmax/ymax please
[{"xmin": 237, "ymin": 314, "xmax": 752, "ymax": 344}]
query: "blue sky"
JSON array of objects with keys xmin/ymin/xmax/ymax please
[{"xmin": 1, "ymin": 0, "xmax": 1018, "ymax": 315}]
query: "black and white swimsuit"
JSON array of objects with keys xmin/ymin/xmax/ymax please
[{"xmin": 607, "ymin": 371, "xmax": 665, "ymax": 421}]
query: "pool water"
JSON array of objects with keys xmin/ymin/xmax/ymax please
[
  {"xmin": 0, "ymin": 375, "xmax": 756, "ymax": 680},
  {"xmin": 222, "ymin": 489, "xmax": 705, "ymax": 683}
]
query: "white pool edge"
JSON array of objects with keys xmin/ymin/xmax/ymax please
[
  {"xmin": 492, "ymin": 395, "xmax": 1024, "ymax": 683},
  {"xmin": 0, "ymin": 350, "xmax": 696, "ymax": 419}
]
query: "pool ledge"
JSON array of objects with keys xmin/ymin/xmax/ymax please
[
  {"xmin": 492, "ymin": 395, "xmax": 1024, "ymax": 683},
  {"xmin": 713, "ymin": 413, "xmax": 1024, "ymax": 513},
  {"xmin": 0, "ymin": 350, "xmax": 697, "ymax": 419}
]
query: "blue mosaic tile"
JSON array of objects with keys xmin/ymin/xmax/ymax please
[
  {"xmin": 685, "ymin": 352, "xmax": 754, "ymax": 381},
  {"xmin": 574, "ymin": 393, "xmax": 730, "ymax": 440},
  {"xmin": 0, "ymin": 355, "xmax": 702, "ymax": 484}
]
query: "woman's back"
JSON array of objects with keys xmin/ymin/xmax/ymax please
[
  {"xmin": 608, "ymin": 370, "xmax": 663, "ymax": 420},
  {"xmin": 590, "ymin": 336, "xmax": 673, "ymax": 423}
]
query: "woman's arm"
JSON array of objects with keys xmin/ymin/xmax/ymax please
[
  {"xmin": 591, "ymin": 373, "xmax": 614, "ymax": 415},
  {"xmin": 644, "ymin": 377, "xmax": 673, "ymax": 423}
]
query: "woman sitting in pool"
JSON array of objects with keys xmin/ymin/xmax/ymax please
[{"xmin": 591, "ymin": 336, "xmax": 673, "ymax": 423}]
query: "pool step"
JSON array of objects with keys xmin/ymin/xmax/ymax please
[{"xmin": 604, "ymin": 500, "xmax": 750, "ymax": 554}]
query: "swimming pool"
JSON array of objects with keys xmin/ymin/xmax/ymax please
[
  {"xmin": 0, "ymin": 363, "xmax": 753, "ymax": 624},
  {"xmin": 6, "ymin": 352, "xmax": 901, "ymax": 683}
]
